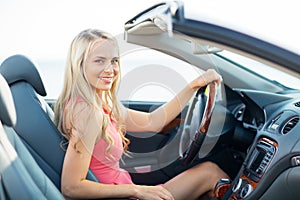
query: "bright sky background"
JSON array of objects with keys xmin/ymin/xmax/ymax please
[
  {"xmin": 1, "ymin": 0, "xmax": 299, "ymax": 99},
  {"xmin": 1, "ymin": 0, "xmax": 300, "ymax": 64},
  {"xmin": 0, "ymin": 0, "xmax": 164, "ymax": 62}
]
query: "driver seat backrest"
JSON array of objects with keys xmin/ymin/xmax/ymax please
[
  {"xmin": 0, "ymin": 54, "xmax": 99, "ymax": 190},
  {"xmin": 0, "ymin": 74, "xmax": 64, "ymax": 200}
]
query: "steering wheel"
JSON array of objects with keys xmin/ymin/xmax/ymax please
[{"xmin": 179, "ymin": 82, "xmax": 218, "ymax": 166}]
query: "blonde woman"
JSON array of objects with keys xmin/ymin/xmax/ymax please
[{"xmin": 54, "ymin": 29, "xmax": 228, "ymax": 200}]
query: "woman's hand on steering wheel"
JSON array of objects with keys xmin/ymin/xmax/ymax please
[{"xmin": 192, "ymin": 69, "xmax": 222, "ymax": 90}]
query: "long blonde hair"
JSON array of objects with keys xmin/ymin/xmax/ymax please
[{"xmin": 54, "ymin": 29, "xmax": 130, "ymax": 154}]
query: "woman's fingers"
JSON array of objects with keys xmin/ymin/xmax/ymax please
[
  {"xmin": 202, "ymin": 69, "xmax": 222, "ymax": 85},
  {"xmin": 135, "ymin": 185, "xmax": 174, "ymax": 200}
]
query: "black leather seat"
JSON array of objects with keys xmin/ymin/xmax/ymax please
[
  {"xmin": 0, "ymin": 54, "xmax": 99, "ymax": 189},
  {"xmin": 0, "ymin": 74, "xmax": 64, "ymax": 199}
]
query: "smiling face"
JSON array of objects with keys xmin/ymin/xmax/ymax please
[{"xmin": 84, "ymin": 39, "xmax": 120, "ymax": 93}]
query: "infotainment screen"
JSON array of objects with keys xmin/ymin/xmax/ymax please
[
  {"xmin": 249, "ymin": 148, "xmax": 265, "ymax": 172},
  {"xmin": 245, "ymin": 139, "xmax": 276, "ymax": 182}
]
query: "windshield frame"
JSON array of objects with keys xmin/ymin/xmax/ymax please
[{"xmin": 171, "ymin": 16, "xmax": 300, "ymax": 75}]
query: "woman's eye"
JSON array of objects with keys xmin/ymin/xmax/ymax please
[
  {"xmin": 111, "ymin": 58, "xmax": 119, "ymax": 64},
  {"xmin": 95, "ymin": 59, "xmax": 104, "ymax": 64}
]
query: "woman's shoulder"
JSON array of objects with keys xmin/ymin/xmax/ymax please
[
  {"xmin": 65, "ymin": 97, "xmax": 91, "ymax": 114},
  {"xmin": 67, "ymin": 96, "xmax": 88, "ymax": 106},
  {"xmin": 70, "ymin": 98, "xmax": 103, "ymax": 132}
]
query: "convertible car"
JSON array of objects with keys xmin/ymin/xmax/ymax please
[{"xmin": 1, "ymin": 1, "xmax": 300, "ymax": 200}]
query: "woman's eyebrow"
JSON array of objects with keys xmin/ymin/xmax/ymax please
[
  {"xmin": 94, "ymin": 56, "xmax": 107, "ymax": 59},
  {"xmin": 94, "ymin": 56, "xmax": 118, "ymax": 60}
]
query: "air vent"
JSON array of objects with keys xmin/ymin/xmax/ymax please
[
  {"xmin": 233, "ymin": 104, "xmax": 245, "ymax": 121},
  {"xmin": 295, "ymin": 102, "xmax": 300, "ymax": 107},
  {"xmin": 281, "ymin": 116, "xmax": 300, "ymax": 134}
]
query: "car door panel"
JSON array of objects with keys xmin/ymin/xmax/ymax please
[{"xmin": 121, "ymin": 101, "xmax": 187, "ymax": 183}]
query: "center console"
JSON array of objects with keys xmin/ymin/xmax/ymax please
[{"xmin": 230, "ymin": 138, "xmax": 277, "ymax": 199}]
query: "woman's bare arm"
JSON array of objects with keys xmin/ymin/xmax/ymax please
[{"xmin": 124, "ymin": 69, "xmax": 222, "ymax": 133}]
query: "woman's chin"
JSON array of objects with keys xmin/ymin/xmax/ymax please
[{"xmin": 98, "ymin": 85, "xmax": 113, "ymax": 91}]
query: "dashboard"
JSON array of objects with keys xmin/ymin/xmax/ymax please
[{"xmin": 227, "ymin": 89, "xmax": 300, "ymax": 199}]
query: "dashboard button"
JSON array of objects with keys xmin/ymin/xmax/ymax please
[
  {"xmin": 240, "ymin": 184, "xmax": 253, "ymax": 198},
  {"xmin": 232, "ymin": 178, "xmax": 242, "ymax": 193},
  {"xmin": 291, "ymin": 156, "xmax": 300, "ymax": 166}
]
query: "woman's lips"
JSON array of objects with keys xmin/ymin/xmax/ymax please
[{"xmin": 99, "ymin": 76, "xmax": 113, "ymax": 83}]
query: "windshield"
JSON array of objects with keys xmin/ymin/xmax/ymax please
[{"xmin": 218, "ymin": 51, "xmax": 300, "ymax": 90}]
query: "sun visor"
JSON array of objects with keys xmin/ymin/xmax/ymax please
[
  {"xmin": 124, "ymin": 1, "xmax": 221, "ymax": 55},
  {"xmin": 125, "ymin": 1, "xmax": 184, "ymax": 35}
]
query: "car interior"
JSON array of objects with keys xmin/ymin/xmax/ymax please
[
  {"xmin": 120, "ymin": 2, "xmax": 300, "ymax": 200},
  {"xmin": 1, "ymin": 2, "xmax": 300, "ymax": 200}
]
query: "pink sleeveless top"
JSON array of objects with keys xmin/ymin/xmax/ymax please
[{"xmin": 89, "ymin": 108, "xmax": 133, "ymax": 184}]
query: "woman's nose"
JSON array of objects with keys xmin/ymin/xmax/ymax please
[{"xmin": 103, "ymin": 63, "xmax": 114, "ymax": 72}]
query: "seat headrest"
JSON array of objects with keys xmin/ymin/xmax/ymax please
[
  {"xmin": 0, "ymin": 74, "xmax": 16, "ymax": 127},
  {"xmin": 0, "ymin": 54, "xmax": 47, "ymax": 96}
]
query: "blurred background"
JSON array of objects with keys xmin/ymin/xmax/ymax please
[{"xmin": 1, "ymin": 0, "xmax": 299, "ymax": 99}]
